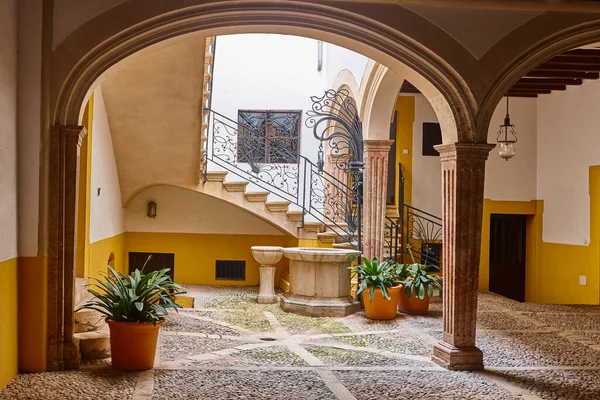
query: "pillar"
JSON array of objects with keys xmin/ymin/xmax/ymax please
[
  {"xmin": 48, "ymin": 125, "xmax": 87, "ymax": 371},
  {"xmin": 432, "ymin": 143, "xmax": 494, "ymax": 371},
  {"xmin": 362, "ymin": 139, "xmax": 394, "ymax": 260}
]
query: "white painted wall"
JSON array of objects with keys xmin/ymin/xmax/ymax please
[
  {"xmin": 537, "ymin": 80, "xmax": 600, "ymax": 245},
  {"xmin": 0, "ymin": 0, "xmax": 18, "ymax": 262},
  {"xmin": 17, "ymin": 0, "xmax": 43, "ymax": 257},
  {"xmin": 324, "ymin": 42, "xmax": 368, "ymax": 89},
  {"xmin": 411, "ymin": 94, "xmax": 538, "ymax": 218},
  {"xmin": 89, "ymin": 87, "xmax": 125, "ymax": 243},
  {"xmin": 126, "ymin": 186, "xmax": 284, "ymax": 235},
  {"xmin": 211, "ymin": 34, "xmax": 327, "ymax": 162}
]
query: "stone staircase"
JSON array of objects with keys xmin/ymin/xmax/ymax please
[
  {"xmin": 73, "ymin": 278, "xmax": 111, "ymax": 362},
  {"xmin": 203, "ymin": 170, "xmax": 340, "ymax": 246}
]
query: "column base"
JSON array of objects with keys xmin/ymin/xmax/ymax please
[
  {"xmin": 257, "ymin": 295, "xmax": 278, "ymax": 304},
  {"xmin": 432, "ymin": 341, "xmax": 483, "ymax": 371}
]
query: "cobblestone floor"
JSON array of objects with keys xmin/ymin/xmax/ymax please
[{"xmin": 3, "ymin": 286, "xmax": 600, "ymax": 399}]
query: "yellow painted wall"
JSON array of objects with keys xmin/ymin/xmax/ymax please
[
  {"xmin": 0, "ymin": 258, "xmax": 18, "ymax": 388},
  {"xmin": 89, "ymin": 233, "xmax": 126, "ymax": 280},
  {"xmin": 479, "ymin": 167, "xmax": 600, "ymax": 304},
  {"xmin": 395, "ymin": 96, "xmax": 414, "ymax": 208},
  {"xmin": 125, "ymin": 232, "xmax": 294, "ymax": 286},
  {"xmin": 76, "ymin": 96, "xmax": 93, "ymax": 278},
  {"xmin": 17, "ymin": 256, "xmax": 47, "ymax": 373}
]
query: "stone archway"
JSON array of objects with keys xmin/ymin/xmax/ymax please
[{"xmin": 44, "ymin": 1, "xmax": 489, "ymax": 373}]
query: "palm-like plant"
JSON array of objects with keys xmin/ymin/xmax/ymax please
[
  {"xmin": 402, "ymin": 245, "xmax": 443, "ymax": 300},
  {"xmin": 76, "ymin": 265, "xmax": 186, "ymax": 324},
  {"xmin": 351, "ymin": 257, "xmax": 395, "ymax": 302}
]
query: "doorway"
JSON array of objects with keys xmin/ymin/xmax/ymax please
[
  {"xmin": 129, "ymin": 252, "xmax": 175, "ymax": 280},
  {"xmin": 489, "ymin": 214, "xmax": 526, "ymax": 302}
]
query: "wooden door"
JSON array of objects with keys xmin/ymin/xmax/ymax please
[
  {"xmin": 129, "ymin": 252, "xmax": 175, "ymax": 280},
  {"xmin": 489, "ymin": 214, "xmax": 526, "ymax": 302}
]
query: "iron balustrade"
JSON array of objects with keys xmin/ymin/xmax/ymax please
[
  {"xmin": 204, "ymin": 108, "xmax": 362, "ymax": 249},
  {"xmin": 385, "ymin": 163, "xmax": 443, "ymax": 268}
]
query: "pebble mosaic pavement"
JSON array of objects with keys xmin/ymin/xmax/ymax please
[{"xmin": 3, "ymin": 285, "xmax": 600, "ymax": 399}]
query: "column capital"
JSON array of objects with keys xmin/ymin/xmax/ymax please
[
  {"xmin": 364, "ymin": 139, "xmax": 394, "ymax": 152},
  {"xmin": 434, "ymin": 142, "xmax": 495, "ymax": 162}
]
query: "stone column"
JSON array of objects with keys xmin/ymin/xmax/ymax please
[
  {"xmin": 432, "ymin": 143, "xmax": 494, "ymax": 371},
  {"xmin": 48, "ymin": 125, "xmax": 87, "ymax": 371},
  {"xmin": 362, "ymin": 140, "xmax": 394, "ymax": 260}
]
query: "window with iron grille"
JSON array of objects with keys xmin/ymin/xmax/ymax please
[{"xmin": 237, "ymin": 110, "xmax": 301, "ymax": 164}]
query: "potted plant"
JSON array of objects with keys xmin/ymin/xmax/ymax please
[
  {"xmin": 351, "ymin": 257, "xmax": 400, "ymax": 320},
  {"xmin": 77, "ymin": 265, "xmax": 185, "ymax": 370},
  {"xmin": 396, "ymin": 246, "xmax": 442, "ymax": 315}
]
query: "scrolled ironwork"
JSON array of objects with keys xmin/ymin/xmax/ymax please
[
  {"xmin": 404, "ymin": 205, "xmax": 442, "ymax": 268},
  {"xmin": 305, "ymin": 89, "xmax": 363, "ymax": 172}
]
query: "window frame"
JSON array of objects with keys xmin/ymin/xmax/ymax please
[{"xmin": 237, "ymin": 109, "xmax": 302, "ymax": 164}]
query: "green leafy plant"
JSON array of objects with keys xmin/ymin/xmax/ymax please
[
  {"xmin": 76, "ymin": 265, "xmax": 186, "ymax": 324},
  {"xmin": 350, "ymin": 257, "xmax": 395, "ymax": 302},
  {"xmin": 401, "ymin": 245, "xmax": 442, "ymax": 300}
]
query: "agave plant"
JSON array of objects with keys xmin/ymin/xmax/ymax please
[
  {"xmin": 350, "ymin": 257, "xmax": 395, "ymax": 302},
  {"xmin": 76, "ymin": 265, "xmax": 186, "ymax": 324},
  {"xmin": 402, "ymin": 245, "xmax": 442, "ymax": 300}
]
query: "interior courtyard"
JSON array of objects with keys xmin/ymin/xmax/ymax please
[{"xmin": 5, "ymin": 0, "xmax": 600, "ymax": 399}]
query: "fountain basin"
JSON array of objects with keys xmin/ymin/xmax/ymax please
[
  {"xmin": 281, "ymin": 247, "xmax": 361, "ymax": 317},
  {"xmin": 251, "ymin": 246, "xmax": 283, "ymax": 304}
]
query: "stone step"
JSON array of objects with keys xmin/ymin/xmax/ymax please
[
  {"xmin": 333, "ymin": 242, "xmax": 357, "ymax": 250},
  {"xmin": 302, "ymin": 221, "xmax": 324, "ymax": 233},
  {"xmin": 286, "ymin": 210, "xmax": 304, "ymax": 223},
  {"xmin": 74, "ymin": 309, "xmax": 106, "ymax": 334},
  {"xmin": 223, "ymin": 181, "xmax": 249, "ymax": 192},
  {"xmin": 244, "ymin": 191, "xmax": 270, "ymax": 202},
  {"xmin": 205, "ymin": 171, "xmax": 228, "ymax": 182},
  {"xmin": 75, "ymin": 331, "xmax": 111, "ymax": 361},
  {"xmin": 317, "ymin": 232, "xmax": 338, "ymax": 244},
  {"xmin": 265, "ymin": 201, "xmax": 290, "ymax": 213}
]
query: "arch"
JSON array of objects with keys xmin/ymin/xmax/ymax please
[
  {"xmin": 479, "ymin": 19, "xmax": 600, "ymax": 141},
  {"xmin": 51, "ymin": 1, "xmax": 476, "ymax": 141},
  {"xmin": 332, "ymin": 69, "xmax": 362, "ymax": 112},
  {"xmin": 360, "ymin": 60, "xmax": 458, "ymax": 143}
]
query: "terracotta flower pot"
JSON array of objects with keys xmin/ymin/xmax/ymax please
[
  {"xmin": 397, "ymin": 285, "xmax": 430, "ymax": 315},
  {"xmin": 106, "ymin": 319, "xmax": 163, "ymax": 370},
  {"xmin": 363, "ymin": 286, "xmax": 400, "ymax": 320}
]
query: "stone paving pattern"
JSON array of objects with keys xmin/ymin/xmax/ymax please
[{"xmin": 3, "ymin": 285, "xmax": 600, "ymax": 399}]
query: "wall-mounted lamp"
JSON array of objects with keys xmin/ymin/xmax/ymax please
[{"xmin": 147, "ymin": 201, "xmax": 157, "ymax": 219}]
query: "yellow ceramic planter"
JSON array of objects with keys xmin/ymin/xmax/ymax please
[
  {"xmin": 363, "ymin": 286, "xmax": 400, "ymax": 320},
  {"xmin": 106, "ymin": 319, "xmax": 163, "ymax": 370}
]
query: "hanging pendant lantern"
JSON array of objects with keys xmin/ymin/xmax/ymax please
[{"xmin": 497, "ymin": 96, "xmax": 517, "ymax": 161}]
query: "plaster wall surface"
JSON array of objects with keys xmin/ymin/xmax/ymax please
[
  {"xmin": 411, "ymin": 95, "xmax": 537, "ymax": 217},
  {"xmin": 324, "ymin": 42, "xmax": 369, "ymax": 89},
  {"xmin": 0, "ymin": 0, "xmax": 18, "ymax": 262},
  {"xmin": 211, "ymin": 34, "xmax": 328, "ymax": 163},
  {"xmin": 89, "ymin": 88, "xmax": 125, "ymax": 243},
  {"xmin": 17, "ymin": 0, "xmax": 43, "ymax": 257},
  {"xmin": 537, "ymin": 79, "xmax": 600, "ymax": 245},
  {"xmin": 126, "ymin": 185, "xmax": 284, "ymax": 236}
]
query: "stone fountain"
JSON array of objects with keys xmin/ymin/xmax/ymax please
[{"xmin": 280, "ymin": 247, "xmax": 361, "ymax": 317}]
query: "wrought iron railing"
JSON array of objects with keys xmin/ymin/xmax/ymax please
[
  {"xmin": 385, "ymin": 163, "xmax": 443, "ymax": 268},
  {"xmin": 204, "ymin": 108, "xmax": 362, "ymax": 248}
]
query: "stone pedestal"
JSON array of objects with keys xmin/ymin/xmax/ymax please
[
  {"xmin": 431, "ymin": 143, "xmax": 494, "ymax": 371},
  {"xmin": 363, "ymin": 140, "xmax": 394, "ymax": 259},
  {"xmin": 281, "ymin": 247, "xmax": 361, "ymax": 317},
  {"xmin": 251, "ymin": 246, "xmax": 283, "ymax": 304}
]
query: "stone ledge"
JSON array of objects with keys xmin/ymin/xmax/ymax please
[{"xmin": 281, "ymin": 293, "xmax": 360, "ymax": 318}]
